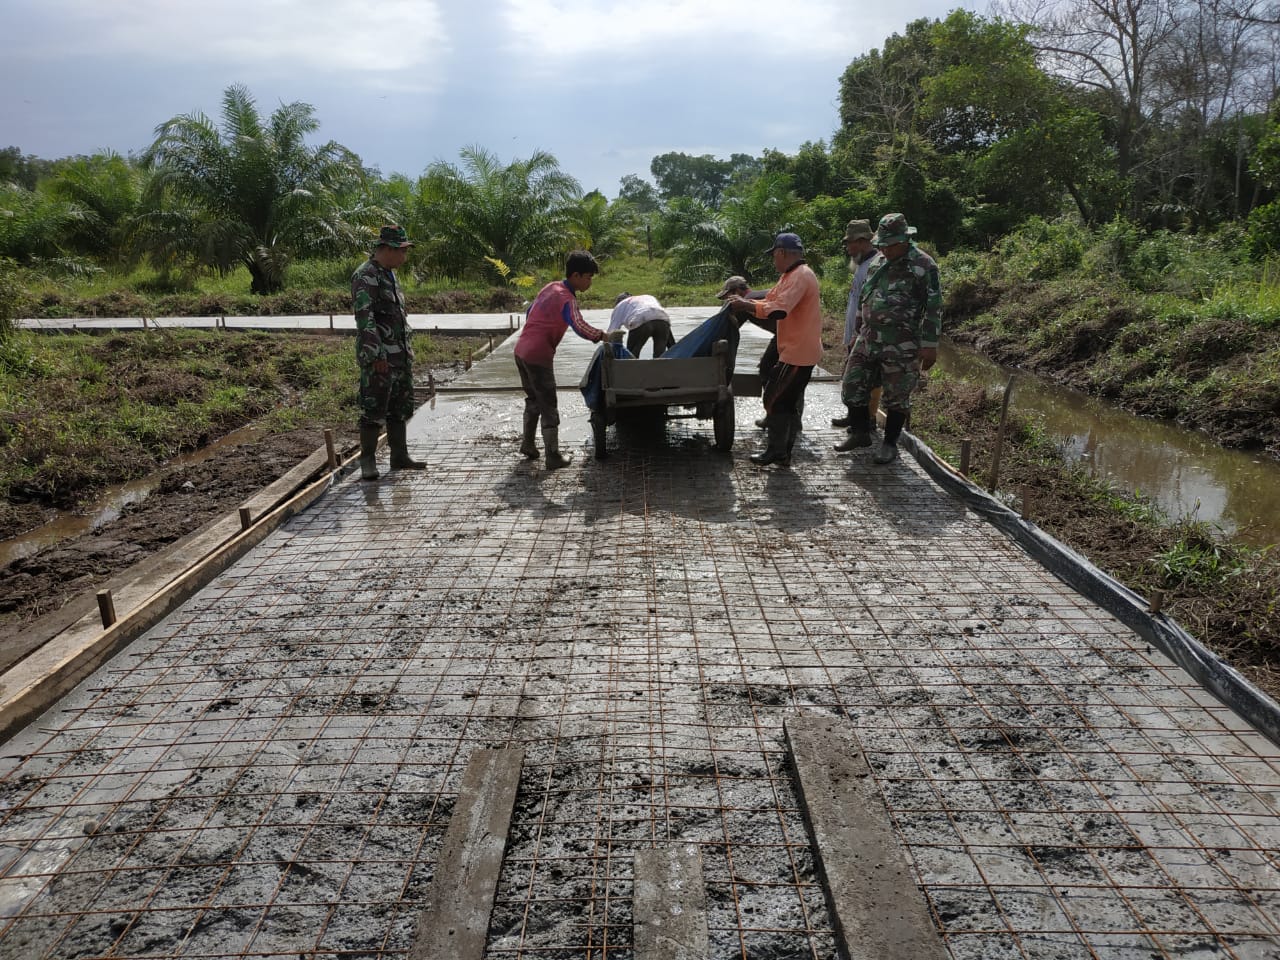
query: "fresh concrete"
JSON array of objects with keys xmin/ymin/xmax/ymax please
[{"xmin": 0, "ymin": 311, "xmax": 1277, "ymax": 959}]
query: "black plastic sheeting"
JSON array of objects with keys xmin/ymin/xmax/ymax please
[{"xmin": 901, "ymin": 429, "xmax": 1280, "ymax": 750}]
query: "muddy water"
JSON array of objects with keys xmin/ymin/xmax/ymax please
[
  {"xmin": 937, "ymin": 341, "xmax": 1280, "ymax": 547},
  {"xmin": 0, "ymin": 423, "xmax": 269, "ymax": 568}
]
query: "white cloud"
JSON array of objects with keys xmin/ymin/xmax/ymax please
[
  {"xmin": 27, "ymin": 0, "xmax": 450, "ymax": 91},
  {"xmin": 499, "ymin": 0, "xmax": 865, "ymax": 61}
]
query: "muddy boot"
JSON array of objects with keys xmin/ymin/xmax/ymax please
[
  {"xmin": 750, "ymin": 417, "xmax": 791, "ymax": 467},
  {"xmin": 387, "ymin": 419, "xmax": 426, "ymax": 470},
  {"xmin": 520, "ymin": 410, "xmax": 540, "ymax": 460},
  {"xmin": 358, "ymin": 424, "xmax": 382, "ymax": 481},
  {"xmin": 543, "ymin": 427, "xmax": 574, "ymax": 470},
  {"xmin": 873, "ymin": 409, "xmax": 907, "ymax": 464},
  {"xmin": 834, "ymin": 406, "xmax": 872, "ymax": 452}
]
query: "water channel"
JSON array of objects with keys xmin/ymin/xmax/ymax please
[
  {"xmin": 936, "ymin": 341, "xmax": 1280, "ymax": 548},
  {"xmin": 0, "ymin": 422, "xmax": 269, "ymax": 569}
]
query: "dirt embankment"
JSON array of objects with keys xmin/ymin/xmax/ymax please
[
  {"xmin": 0, "ymin": 426, "xmax": 351, "ymax": 633},
  {"xmin": 943, "ymin": 277, "xmax": 1280, "ymax": 459}
]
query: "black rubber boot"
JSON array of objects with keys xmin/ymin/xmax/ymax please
[
  {"xmin": 750, "ymin": 417, "xmax": 791, "ymax": 467},
  {"xmin": 831, "ymin": 403, "xmax": 852, "ymax": 428},
  {"xmin": 834, "ymin": 406, "xmax": 872, "ymax": 452},
  {"xmin": 358, "ymin": 424, "xmax": 382, "ymax": 481},
  {"xmin": 520, "ymin": 410, "xmax": 540, "ymax": 460},
  {"xmin": 874, "ymin": 409, "xmax": 908, "ymax": 464},
  {"xmin": 544, "ymin": 427, "xmax": 574, "ymax": 469},
  {"xmin": 387, "ymin": 419, "xmax": 426, "ymax": 470}
]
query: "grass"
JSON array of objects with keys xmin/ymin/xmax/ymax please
[{"xmin": 0, "ymin": 328, "xmax": 484, "ymax": 511}]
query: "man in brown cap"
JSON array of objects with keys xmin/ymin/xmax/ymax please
[
  {"xmin": 833, "ymin": 219, "xmax": 881, "ymax": 429},
  {"xmin": 352, "ymin": 225, "xmax": 425, "ymax": 481}
]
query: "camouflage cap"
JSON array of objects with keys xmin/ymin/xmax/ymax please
[
  {"xmin": 614, "ymin": 291, "xmax": 631, "ymax": 306},
  {"xmin": 843, "ymin": 218, "xmax": 873, "ymax": 243},
  {"xmin": 871, "ymin": 213, "xmax": 917, "ymax": 247},
  {"xmin": 375, "ymin": 224, "xmax": 414, "ymax": 249},
  {"xmin": 715, "ymin": 275, "xmax": 750, "ymax": 299}
]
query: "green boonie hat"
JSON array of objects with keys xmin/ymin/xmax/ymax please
[
  {"xmin": 871, "ymin": 213, "xmax": 916, "ymax": 247},
  {"xmin": 843, "ymin": 219, "xmax": 873, "ymax": 243},
  {"xmin": 375, "ymin": 224, "xmax": 414, "ymax": 249}
]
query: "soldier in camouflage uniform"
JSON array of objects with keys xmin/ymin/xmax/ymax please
[
  {"xmin": 835, "ymin": 213, "xmax": 942, "ymax": 465},
  {"xmin": 352, "ymin": 225, "xmax": 425, "ymax": 481}
]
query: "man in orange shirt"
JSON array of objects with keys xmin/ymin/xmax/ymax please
[{"xmin": 726, "ymin": 232, "xmax": 822, "ymax": 467}]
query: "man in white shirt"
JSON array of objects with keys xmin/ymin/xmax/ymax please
[{"xmin": 608, "ymin": 292, "xmax": 674, "ymax": 358}]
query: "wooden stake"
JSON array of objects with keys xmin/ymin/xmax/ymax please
[
  {"xmin": 986, "ymin": 376, "xmax": 1016, "ymax": 492},
  {"xmin": 324, "ymin": 429, "xmax": 337, "ymax": 470},
  {"xmin": 1020, "ymin": 484, "xmax": 1033, "ymax": 521},
  {"xmin": 96, "ymin": 590, "xmax": 117, "ymax": 628},
  {"xmin": 959, "ymin": 438, "xmax": 972, "ymax": 476},
  {"xmin": 328, "ymin": 313, "xmax": 334, "ymax": 329},
  {"xmin": 1150, "ymin": 590, "xmax": 1165, "ymax": 615},
  {"xmin": 238, "ymin": 507, "xmax": 252, "ymax": 530}
]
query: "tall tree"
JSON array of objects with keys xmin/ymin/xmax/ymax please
[
  {"xmin": 650, "ymin": 152, "xmax": 733, "ymax": 206},
  {"xmin": 617, "ymin": 174, "xmax": 661, "ymax": 213},
  {"xmin": 1000, "ymin": 0, "xmax": 1181, "ymax": 211},
  {"xmin": 414, "ymin": 146, "xmax": 582, "ymax": 280},
  {"xmin": 139, "ymin": 84, "xmax": 368, "ymax": 294}
]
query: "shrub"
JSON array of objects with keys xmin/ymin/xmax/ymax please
[{"xmin": 995, "ymin": 216, "xmax": 1084, "ymax": 281}]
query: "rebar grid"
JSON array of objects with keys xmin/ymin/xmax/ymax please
[{"xmin": 1, "ymin": 412, "xmax": 1278, "ymax": 960}]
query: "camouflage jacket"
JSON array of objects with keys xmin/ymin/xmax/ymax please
[
  {"xmin": 352, "ymin": 257, "xmax": 413, "ymax": 368},
  {"xmin": 859, "ymin": 244, "xmax": 943, "ymax": 349}
]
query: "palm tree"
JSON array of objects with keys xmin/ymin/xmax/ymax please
[
  {"xmin": 413, "ymin": 146, "xmax": 581, "ymax": 281},
  {"xmin": 568, "ymin": 191, "xmax": 635, "ymax": 259},
  {"xmin": 138, "ymin": 84, "xmax": 370, "ymax": 294},
  {"xmin": 45, "ymin": 152, "xmax": 143, "ymax": 265},
  {"xmin": 664, "ymin": 173, "xmax": 801, "ymax": 284}
]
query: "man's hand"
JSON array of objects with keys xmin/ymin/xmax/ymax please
[
  {"xmin": 919, "ymin": 347, "xmax": 937, "ymax": 372},
  {"xmin": 725, "ymin": 296, "xmax": 755, "ymax": 316},
  {"xmin": 372, "ymin": 358, "xmax": 390, "ymax": 375}
]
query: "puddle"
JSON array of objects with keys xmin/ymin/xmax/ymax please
[{"xmin": 1, "ymin": 422, "xmax": 269, "ymax": 567}]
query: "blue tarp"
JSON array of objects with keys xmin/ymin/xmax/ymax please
[
  {"xmin": 580, "ymin": 342, "xmax": 634, "ymax": 411},
  {"xmin": 660, "ymin": 304, "xmax": 740, "ymax": 361}
]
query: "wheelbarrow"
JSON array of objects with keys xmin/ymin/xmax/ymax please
[{"xmin": 587, "ymin": 336, "xmax": 736, "ymax": 458}]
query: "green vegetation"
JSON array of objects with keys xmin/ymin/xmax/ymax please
[
  {"xmin": 942, "ymin": 218, "xmax": 1280, "ymax": 455},
  {"xmin": 0, "ymin": 329, "xmax": 480, "ymax": 510}
]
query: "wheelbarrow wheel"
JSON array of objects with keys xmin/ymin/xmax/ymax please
[
  {"xmin": 713, "ymin": 399, "xmax": 735, "ymax": 452},
  {"xmin": 591, "ymin": 412, "xmax": 609, "ymax": 460}
]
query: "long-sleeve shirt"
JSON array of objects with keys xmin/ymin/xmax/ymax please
[
  {"xmin": 750, "ymin": 260, "xmax": 822, "ymax": 366},
  {"xmin": 859, "ymin": 244, "xmax": 943, "ymax": 349},
  {"xmin": 514, "ymin": 280, "xmax": 603, "ymax": 367},
  {"xmin": 842, "ymin": 250, "xmax": 879, "ymax": 346},
  {"xmin": 352, "ymin": 257, "xmax": 412, "ymax": 368}
]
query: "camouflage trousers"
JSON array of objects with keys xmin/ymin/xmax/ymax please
[
  {"xmin": 841, "ymin": 337, "xmax": 921, "ymax": 412},
  {"xmin": 359, "ymin": 363, "xmax": 415, "ymax": 428}
]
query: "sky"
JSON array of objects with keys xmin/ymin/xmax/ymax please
[{"xmin": 2, "ymin": 0, "xmax": 972, "ymax": 198}]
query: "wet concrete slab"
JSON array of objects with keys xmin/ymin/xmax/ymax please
[{"xmin": 1, "ymin": 326, "xmax": 1278, "ymax": 959}]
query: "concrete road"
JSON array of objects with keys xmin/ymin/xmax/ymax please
[{"xmin": 1, "ymin": 312, "xmax": 1277, "ymax": 959}]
